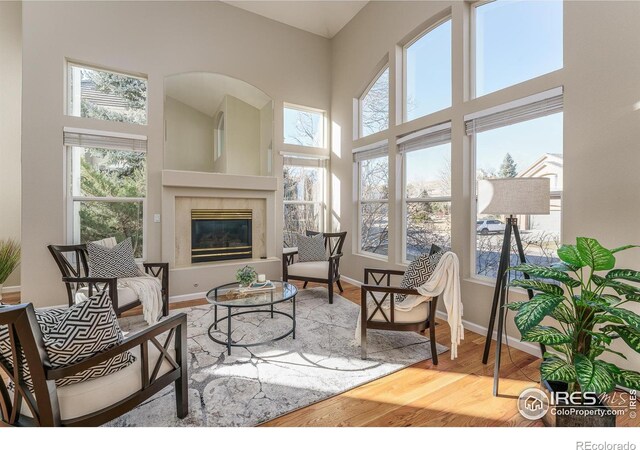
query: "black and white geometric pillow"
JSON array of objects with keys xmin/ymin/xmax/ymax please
[
  {"xmin": 0, "ymin": 306, "xmax": 68, "ymax": 390},
  {"xmin": 0, "ymin": 293, "xmax": 135, "ymax": 390},
  {"xmin": 86, "ymin": 237, "xmax": 140, "ymax": 279},
  {"xmin": 43, "ymin": 290, "xmax": 135, "ymax": 386},
  {"xmin": 396, "ymin": 251, "xmax": 445, "ymax": 303},
  {"xmin": 297, "ymin": 233, "xmax": 328, "ymax": 262}
]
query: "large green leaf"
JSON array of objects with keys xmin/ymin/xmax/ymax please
[
  {"xmin": 624, "ymin": 293, "xmax": 640, "ymax": 302},
  {"xmin": 592, "ymin": 314, "xmax": 625, "ymax": 325},
  {"xmin": 576, "ymin": 237, "xmax": 615, "ymax": 271},
  {"xmin": 505, "ymin": 301, "xmax": 527, "ymax": 311},
  {"xmin": 540, "ymin": 355, "xmax": 577, "ymax": 383},
  {"xmin": 510, "ymin": 279, "xmax": 564, "ymax": 296},
  {"xmin": 522, "ymin": 326, "xmax": 572, "ymax": 345},
  {"xmin": 514, "ymin": 294, "xmax": 565, "ymax": 334},
  {"xmin": 604, "ymin": 307, "xmax": 640, "ymax": 330},
  {"xmin": 574, "ymin": 355, "xmax": 616, "ymax": 393},
  {"xmin": 557, "ymin": 245, "xmax": 585, "ymax": 268},
  {"xmin": 599, "ymin": 361, "xmax": 640, "ymax": 390},
  {"xmin": 550, "ymin": 303, "xmax": 575, "ymax": 324},
  {"xmin": 601, "ymin": 325, "xmax": 640, "ymax": 352},
  {"xmin": 552, "ymin": 262, "xmax": 580, "ymax": 272},
  {"xmin": 510, "ymin": 264, "xmax": 580, "ymax": 288},
  {"xmin": 593, "ymin": 275, "xmax": 640, "ymax": 296},
  {"xmin": 606, "ymin": 269, "xmax": 640, "ymax": 284},
  {"xmin": 610, "ymin": 245, "xmax": 640, "ymax": 254}
]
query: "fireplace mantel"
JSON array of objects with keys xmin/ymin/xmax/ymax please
[{"xmin": 162, "ymin": 170, "xmax": 277, "ymax": 191}]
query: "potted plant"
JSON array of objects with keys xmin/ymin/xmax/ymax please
[
  {"xmin": 0, "ymin": 239, "xmax": 20, "ymax": 303},
  {"xmin": 508, "ymin": 237, "xmax": 640, "ymax": 427},
  {"xmin": 236, "ymin": 265, "xmax": 257, "ymax": 287}
]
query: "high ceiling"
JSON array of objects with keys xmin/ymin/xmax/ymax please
[
  {"xmin": 222, "ymin": 1, "xmax": 368, "ymax": 39},
  {"xmin": 165, "ymin": 72, "xmax": 272, "ymax": 117}
]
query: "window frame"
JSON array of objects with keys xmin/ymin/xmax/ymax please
[
  {"xmin": 282, "ymin": 102, "xmax": 327, "ymax": 150},
  {"xmin": 402, "ymin": 15, "xmax": 452, "ymax": 123},
  {"xmin": 358, "ymin": 65, "xmax": 390, "ymax": 139},
  {"xmin": 66, "ymin": 60, "xmax": 149, "ymax": 125},
  {"xmin": 401, "ymin": 141, "xmax": 452, "ymax": 264},
  {"xmin": 355, "ymin": 148, "xmax": 390, "ymax": 260},
  {"xmin": 65, "ymin": 129, "xmax": 148, "ymax": 261},
  {"xmin": 282, "ymin": 155, "xmax": 327, "ymax": 247},
  {"xmin": 468, "ymin": 106, "xmax": 564, "ymax": 282}
]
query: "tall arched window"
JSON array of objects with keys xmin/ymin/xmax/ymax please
[{"xmin": 359, "ymin": 67, "xmax": 389, "ymax": 138}]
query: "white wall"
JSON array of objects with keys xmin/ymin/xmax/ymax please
[
  {"xmin": 225, "ymin": 95, "xmax": 261, "ymax": 176},
  {"xmin": 330, "ymin": 1, "xmax": 640, "ymax": 369},
  {"xmin": 0, "ymin": 1, "xmax": 22, "ymax": 289},
  {"xmin": 164, "ymin": 96, "xmax": 215, "ymax": 172},
  {"xmin": 21, "ymin": 1, "xmax": 331, "ymax": 306}
]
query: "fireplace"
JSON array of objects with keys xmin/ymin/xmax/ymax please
[{"xmin": 191, "ymin": 209, "xmax": 252, "ymax": 263}]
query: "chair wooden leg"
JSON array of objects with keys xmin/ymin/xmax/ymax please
[
  {"xmin": 336, "ymin": 279, "xmax": 344, "ymax": 293},
  {"xmin": 303, "ymin": 281, "xmax": 308, "ymax": 289},
  {"xmin": 162, "ymin": 292, "xmax": 170, "ymax": 317},
  {"xmin": 176, "ymin": 322, "xmax": 188, "ymax": 419},
  {"xmin": 361, "ymin": 287, "xmax": 367, "ymax": 359},
  {"xmin": 429, "ymin": 300, "xmax": 438, "ymax": 366},
  {"xmin": 328, "ymin": 282, "xmax": 334, "ymax": 304},
  {"xmin": 175, "ymin": 377, "xmax": 188, "ymax": 419}
]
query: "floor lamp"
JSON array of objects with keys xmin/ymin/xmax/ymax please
[{"xmin": 477, "ymin": 178, "xmax": 550, "ymax": 396}]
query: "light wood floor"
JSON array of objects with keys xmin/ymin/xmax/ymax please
[{"xmin": 18, "ymin": 281, "xmax": 640, "ymax": 427}]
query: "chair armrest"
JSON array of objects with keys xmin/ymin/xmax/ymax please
[
  {"xmin": 364, "ymin": 268, "xmax": 406, "ymax": 277},
  {"xmin": 142, "ymin": 262, "xmax": 168, "ymax": 274},
  {"xmin": 61, "ymin": 276, "xmax": 117, "ymax": 284},
  {"xmin": 46, "ymin": 313, "xmax": 187, "ymax": 381},
  {"xmin": 361, "ymin": 284, "xmax": 420, "ymax": 296},
  {"xmin": 283, "ymin": 248, "xmax": 298, "ymax": 256},
  {"xmin": 328, "ymin": 252, "xmax": 343, "ymax": 262}
]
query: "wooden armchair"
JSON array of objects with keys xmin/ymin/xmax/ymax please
[
  {"xmin": 48, "ymin": 244, "xmax": 169, "ymax": 317},
  {"xmin": 360, "ymin": 245, "xmax": 442, "ymax": 363},
  {"xmin": 282, "ymin": 231, "xmax": 347, "ymax": 304},
  {"xmin": 0, "ymin": 303, "xmax": 188, "ymax": 427}
]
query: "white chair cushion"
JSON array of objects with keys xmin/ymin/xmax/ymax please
[
  {"xmin": 76, "ymin": 285, "xmax": 140, "ymax": 307},
  {"xmin": 22, "ymin": 343, "xmax": 176, "ymax": 421},
  {"xmin": 369, "ymin": 296, "xmax": 431, "ymax": 324},
  {"xmin": 287, "ymin": 261, "xmax": 329, "ymax": 279}
]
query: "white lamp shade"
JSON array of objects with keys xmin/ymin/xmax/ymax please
[{"xmin": 478, "ymin": 178, "xmax": 550, "ymax": 215}]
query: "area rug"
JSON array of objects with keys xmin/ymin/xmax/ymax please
[{"xmin": 109, "ymin": 287, "xmax": 448, "ymax": 427}]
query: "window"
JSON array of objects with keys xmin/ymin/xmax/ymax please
[
  {"xmin": 283, "ymin": 156, "xmax": 326, "ymax": 247},
  {"xmin": 65, "ymin": 130, "xmax": 147, "ymax": 258},
  {"xmin": 467, "ymin": 91, "xmax": 563, "ymax": 279},
  {"xmin": 215, "ymin": 112, "xmax": 224, "ymax": 160},
  {"xmin": 360, "ymin": 67, "xmax": 389, "ymax": 137},
  {"xmin": 400, "ymin": 124, "xmax": 452, "ymax": 261},
  {"xmin": 474, "ymin": 0, "xmax": 563, "ymax": 97},
  {"xmin": 355, "ymin": 143, "xmax": 389, "ymax": 257},
  {"xmin": 67, "ymin": 62, "xmax": 148, "ymax": 125},
  {"xmin": 283, "ymin": 104, "xmax": 325, "ymax": 148},
  {"xmin": 405, "ymin": 18, "xmax": 452, "ymax": 122}
]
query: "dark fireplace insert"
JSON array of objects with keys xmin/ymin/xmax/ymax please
[{"xmin": 191, "ymin": 209, "xmax": 252, "ymax": 263}]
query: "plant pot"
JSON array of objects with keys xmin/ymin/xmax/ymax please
[{"xmin": 541, "ymin": 380, "xmax": 616, "ymax": 427}]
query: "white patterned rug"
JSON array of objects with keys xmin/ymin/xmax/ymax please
[{"xmin": 109, "ymin": 287, "xmax": 447, "ymax": 427}]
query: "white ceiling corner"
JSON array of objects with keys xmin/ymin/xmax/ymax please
[{"xmin": 222, "ymin": 1, "xmax": 368, "ymax": 39}]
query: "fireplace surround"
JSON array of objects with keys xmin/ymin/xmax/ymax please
[{"xmin": 191, "ymin": 209, "xmax": 252, "ymax": 263}]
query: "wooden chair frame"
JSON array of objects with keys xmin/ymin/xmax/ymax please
[
  {"xmin": 48, "ymin": 244, "xmax": 170, "ymax": 317},
  {"xmin": 360, "ymin": 245, "xmax": 443, "ymax": 363},
  {"xmin": 282, "ymin": 231, "xmax": 347, "ymax": 304},
  {"xmin": 0, "ymin": 303, "xmax": 188, "ymax": 427}
]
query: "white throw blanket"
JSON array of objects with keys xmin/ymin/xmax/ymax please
[
  {"xmin": 118, "ymin": 270, "xmax": 164, "ymax": 325},
  {"xmin": 355, "ymin": 251, "xmax": 464, "ymax": 360}
]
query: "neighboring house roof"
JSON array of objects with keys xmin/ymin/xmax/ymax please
[
  {"xmin": 81, "ymin": 79, "xmax": 129, "ymax": 110},
  {"xmin": 517, "ymin": 153, "xmax": 563, "ymax": 178}
]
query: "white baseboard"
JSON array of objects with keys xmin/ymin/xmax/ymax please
[
  {"xmin": 340, "ymin": 275, "xmax": 362, "ymax": 287},
  {"xmin": 169, "ymin": 291, "xmax": 207, "ymax": 304},
  {"xmin": 340, "ymin": 275, "xmax": 540, "ymax": 358},
  {"xmin": 1, "ymin": 285, "xmax": 20, "ymax": 294}
]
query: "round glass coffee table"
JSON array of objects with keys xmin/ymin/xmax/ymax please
[{"xmin": 206, "ymin": 281, "xmax": 297, "ymax": 355}]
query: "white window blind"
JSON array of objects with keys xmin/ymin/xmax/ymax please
[
  {"xmin": 353, "ymin": 140, "xmax": 388, "ymax": 162},
  {"xmin": 63, "ymin": 129, "xmax": 148, "ymax": 152},
  {"xmin": 465, "ymin": 89, "xmax": 563, "ymax": 135},
  {"xmin": 398, "ymin": 122, "xmax": 451, "ymax": 153},
  {"xmin": 282, "ymin": 154, "xmax": 328, "ymax": 168}
]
